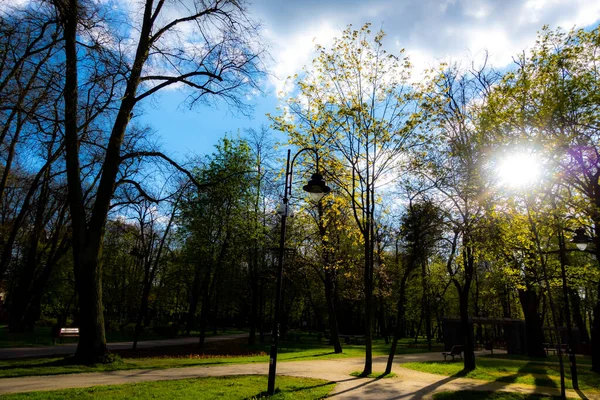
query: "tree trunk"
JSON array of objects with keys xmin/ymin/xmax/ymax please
[
  {"xmin": 459, "ymin": 289, "xmax": 475, "ymax": 371},
  {"xmin": 187, "ymin": 268, "xmax": 201, "ymax": 335},
  {"xmin": 570, "ymin": 289, "xmax": 590, "ymax": 345},
  {"xmin": 74, "ymin": 244, "xmax": 107, "ymax": 363},
  {"xmin": 385, "ymin": 267, "xmax": 411, "ymax": 374},
  {"xmin": 248, "ymin": 271, "xmax": 258, "ymax": 345},
  {"xmin": 133, "ymin": 268, "xmax": 151, "ymax": 349},
  {"xmin": 518, "ymin": 288, "xmax": 547, "ymax": 358},
  {"xmin": 324, "ymin": 271, "xmax": 342, "ymax": 353},
  {"xmin": 592, "ymin": 288, "xmax": 600, "ymax": 373}
]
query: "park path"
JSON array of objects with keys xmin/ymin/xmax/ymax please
[
  {"xmin": 0, "ymin": 351, "xmax": 597, "ymax": 399},
  {"xmin": 0, "ymin": 333, "xmax": 248, "ymax": 360}
]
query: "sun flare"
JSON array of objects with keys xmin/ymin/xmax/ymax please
[{"xmin": 497, "ymin": 152, "xmax": 541, "ymax": 187}]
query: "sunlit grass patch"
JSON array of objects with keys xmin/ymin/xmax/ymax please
[
  {"xmin": 402, "ymin": 357, "xmax": 600, "ymax": 391},
  {"xmin": 433, "ymin": 391, "xmax": 571, "ymax": 400},
  {"xmin": 0, "ymin": 375, "xmax": 335, "ymax": 399}
]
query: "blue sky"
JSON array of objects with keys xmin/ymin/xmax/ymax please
[{"xmin": 138, "ymin": 0, "xmax": 600, "ymax": 159}]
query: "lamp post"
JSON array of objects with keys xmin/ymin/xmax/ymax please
[
  {"xmin": 568, "ymin": 227, "xmax": 593, "ymax": 385},
  {"xmin": 267, "ymin": 148, "xmax": 331, "ymax": 395}
]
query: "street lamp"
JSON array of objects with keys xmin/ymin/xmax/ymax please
[
  {"xmin": 267, "ymin": 148, "xmax": 331, "ymax": 395},
  {"xmin": 571, "ymin": 227, "xmax": 592, "ymax": 251}
]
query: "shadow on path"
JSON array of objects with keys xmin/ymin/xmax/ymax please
[
  {"xmin": 388, "ymin": 375, "xmax": 459, "ymax": 399},
  {"xmin": 327, "ymin": 376, "xmax": 378, "ymax": 397}
]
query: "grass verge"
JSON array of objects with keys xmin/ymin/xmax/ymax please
[
  {"xmin": 402, "ymin": 357, "xmax": 600, "ymax": 391},
  {"xmin": 433, "ymin": 391, "xmax": 571, "ymax": 400},
  {"xmin": 0, "ymin": 374, "xmax": 335, "ymax": 399}
]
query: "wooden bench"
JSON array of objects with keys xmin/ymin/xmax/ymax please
[
  {"xmin": 442, "ymin": 345, "xmax": 463, "ymax": 361},
  {"xmin": 339, "ymin": 334, "xmax": 365, "ymax": 345},
  {"xmin": 543, "ymin": 343, "xmax": 569, "ymax": 356},
  {"xmin": 54, "ymin": 327, "xmax": 79, "ymax": 344}
]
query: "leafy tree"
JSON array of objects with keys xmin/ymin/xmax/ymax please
[
  {"xmin": 386, "ymin": 198, "xmax": 443, "ymax": 373},
  {"xmin": 273, "ymin": 23, "xmax": 421, "ymax": 374},
  {"xmin": 180, "ymin": 138, "xmax": 253, "ymax": 345},
  {"xmin": 483, "ymin": 25, "xmax": 600, "ymax": 371},
  {"xmin": 418, "ymin": 60, "xmax": 499, "ymax": 371}
]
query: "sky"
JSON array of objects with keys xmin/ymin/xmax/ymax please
[{"xmin": 138, "ymin": 0, "xmax": 600, "ymax": 159}]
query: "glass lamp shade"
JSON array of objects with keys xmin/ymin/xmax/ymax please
[
  {"xmin": 576, "ymin": 243, "xmax": 588, "ymax": 251},
  {"xmin": 572, "ymin": 228, "xmax": 591, "ymax": 251},
  {"xmin": 303, "ymin": 173, "xmax": 331, "ymax": 201},
  {"xmin": 308, "ymin": 191, "xmax": 326, "ymax": 202}
]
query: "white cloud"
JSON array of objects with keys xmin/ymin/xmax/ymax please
[
  {"xmin": 265, "ymin": 21, "xmax": 338, "ymax": 96},
  {"xmin": 253, "ymin": 0, "xmax": 600, "ymax": 88}
]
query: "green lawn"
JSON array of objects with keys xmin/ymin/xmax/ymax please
[
  {"xmin": 0, "ymin": 375, "xmax": 335, "ymax": 399},
  {"xmin": 0, "ymin": 335, "xmax": 441, "ymax": 379},
  {"xmin": 0, "ymin": 326, "xmax": 58, "ymax": 347},
  {"xmin": 433, "ymin": 391, "xmax": 569, "ymax": 400},
  {"xmin": 402, "ymin": 356, "xmax": 600, "ymax": 391}
]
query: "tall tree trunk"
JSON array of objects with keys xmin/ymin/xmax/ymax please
[
  {"xmin": 248, "ymin": 269, "xmax": 258, "ymax": 345},
  {"xmin": 324, "ymin": 271, "xmax": 342, "ymax": 353},
  {"xmin": 133, "ymin": 268, "xmax": 151, "ymax": 349},
  {"xmin": 592, "ymin": 281, "xmax": 600, "ymax": 373},
  {"xmin": 459, "ymin": 289, "xmax": 475, "ymax": 371},
  {"xmin": 385, "ymin": 269, "xmax": 411, "ymax": 374},
  {"xmin": 187, "ymin": 268, "xmax": 201, "ymax": 335},
  {"xmin": 570, "ymin": 289, "xmax": 590, "ymax": 345},
  {"xmin": 74, "ymin": 243, "xmax": 107, "ymax": 362},
  {"xmin": 458, "ymin": 242, "xmax": 475, "ymax": 372},
  {"xmin": 518, "ymin": 288, "xmax": 547, "ymax": 357}
]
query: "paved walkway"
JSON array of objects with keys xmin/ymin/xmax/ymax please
[
  {"xmin": 0, "ymin": 351, "xmax": 597, "ymax": 399},
  {"xmin": 0, "ymin": 333, "xmax": 248, "ymax": 360}
]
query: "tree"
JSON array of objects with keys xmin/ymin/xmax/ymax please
[
  {"xmin": 419, "ymin": 60, "xmax": 499, "ymax": 371},
  {"xmin": 51, "ymin": 0, "xmax": 265, "ymax": 362},
  {"xmin": 483, "ymin": 25, "xmax": 600, "ymax": 372},
  {"xmin": 180, "ymin": 138, "xmax": 253, "ymax": 345},
  {"xmin": 273, "ymin": 23, "xmax": 421, "ymax": 375},
  {"xmin": 386, "ymin": 198, "xmax": 443, "ymax": 373}
]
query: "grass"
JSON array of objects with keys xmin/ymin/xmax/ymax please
[
  {"xmin": 349, "ymin": 371, "xmax": 397, "ymax": 378},
  {"xmin": 0, "ymin": 335, "xmax": 441, "ymax": 379},
  {"xmin": 0, "ymin": 375, "xmax": 335, "ymax": 399},
  {"xmin": 0, "ymin": 326, "xmax": 58, "ymax": 347},
  {"xmin": 433, "ymin": 391, "xmax": 570, "ymax": 400},
  {"xmin": 402, "ymin": 356, "xmax": 600, "ymax": 392}
]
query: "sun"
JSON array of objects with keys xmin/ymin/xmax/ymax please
[{"xmin": 497, "ymin": 152, "xmax": 541, "ymax": 188}]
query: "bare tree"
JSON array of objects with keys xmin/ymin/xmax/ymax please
[{"xmin": 52, "ymin": 0, "xmax": 265, "ymax": 362}]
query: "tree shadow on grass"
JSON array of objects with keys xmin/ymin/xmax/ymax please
[
  {"xmin": 244, "ymin": 381, "xmax": 336, "ymax": 399},
  {"xmin": 488, "ymin": 361, "xmax": 558, "ymax": 389},
  {"xmin": 0, "ymin": 357, "xmax": 76, "ymax": 371}
]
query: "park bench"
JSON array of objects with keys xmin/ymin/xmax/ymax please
[
  {"xmin": 53, "ymin": 327, "xmax": 79, "ymax": 344},
  {"xmin": 339, "ymin": 334, "xmax": 366, "ymax": 345},
  {"xmin": 442, "ymin": 345, "xmax": 463, "ymax": 361},
  {"xmin": 543, "ymin": 343, "xmax": 569, "ymax": 356}
]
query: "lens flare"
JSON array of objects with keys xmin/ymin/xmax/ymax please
[{"xmin": 497, "ymin": 152, "xmax": 540, "ymax": 187}]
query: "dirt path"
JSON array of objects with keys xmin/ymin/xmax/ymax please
[{"xmin": 0, "ymin": 352, "xmax": 597, "ymax": 399}]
